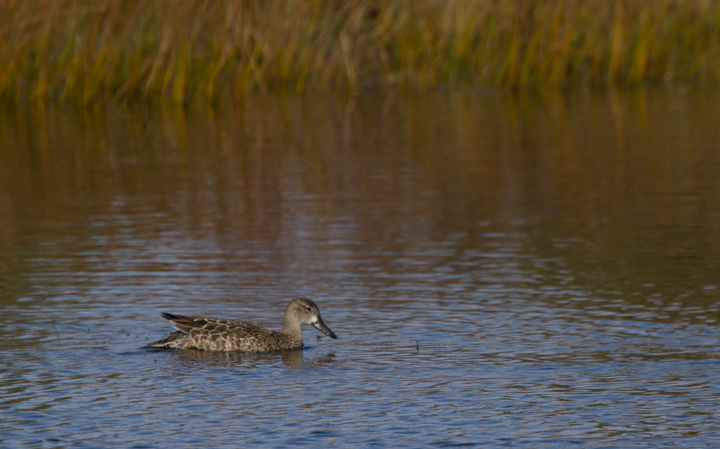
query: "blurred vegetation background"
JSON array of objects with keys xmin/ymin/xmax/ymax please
[{"xmin": 2, "ymin": 0, "xmax": 720, "ymax": 104}]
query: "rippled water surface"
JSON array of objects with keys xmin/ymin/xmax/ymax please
[{"xmin": 2, "ymin": 89, "xmax": 720, "ymax": 447}]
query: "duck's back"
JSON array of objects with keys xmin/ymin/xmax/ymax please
[{"xmin": 149, "ymin": 313, "xmax": 303, "ymax": 352}]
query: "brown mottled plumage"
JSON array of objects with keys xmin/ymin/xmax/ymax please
[{"xmin": 148, "ymin": 297, "xmax": 337, "ymax": 352}]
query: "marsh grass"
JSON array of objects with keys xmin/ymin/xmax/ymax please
[{"xmin": 2, "ymin": 0, "xmax": 720, "ymax": 103}]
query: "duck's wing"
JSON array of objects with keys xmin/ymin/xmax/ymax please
[{"xmin": 161, "ymin": 313, "xmax": 272, "ymax": 351}]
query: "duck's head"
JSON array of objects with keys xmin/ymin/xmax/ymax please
[{"xmin": 286, "ymin": 297, "xmax": 337, "ymax": 339}]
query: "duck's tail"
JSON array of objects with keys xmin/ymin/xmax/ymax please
[{"xmin": 147, "ymin": 329, "xmax": 192, "ymax": 349}]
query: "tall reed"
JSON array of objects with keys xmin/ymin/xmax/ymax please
[{"xmin": 1, "ymin": 0, "xmax": 719, "ymax": 103}]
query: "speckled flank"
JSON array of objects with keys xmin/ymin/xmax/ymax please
[{"xmin": 148, "ymin": 297, "xmax": 337, "ymax": 352}]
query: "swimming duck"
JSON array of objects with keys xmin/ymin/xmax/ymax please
[{"xmin": 148, "ymin": 297, "xmax": 337, "ymax": 352}]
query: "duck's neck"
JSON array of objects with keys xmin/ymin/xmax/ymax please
[{"xmin": 281, "ymin": 317, "xmax": 303, "ymax": 339}]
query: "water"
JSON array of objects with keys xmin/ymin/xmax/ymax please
[{"xmin": 2, "ymin": 88, "xmax": 720, "ymax": 447}]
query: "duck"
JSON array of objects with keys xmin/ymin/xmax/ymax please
[{"xmin": 148, "ymin": 297, "xmax": 337, "ymax": 352}]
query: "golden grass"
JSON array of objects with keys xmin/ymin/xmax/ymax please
[{"xmin": 1, "ymin": 0, "xmax": 720, "ymax": 103}]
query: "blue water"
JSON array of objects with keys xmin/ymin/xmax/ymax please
[{"xmin": 2, "ymin": 89, "xmax": 720, "ymax": 448}]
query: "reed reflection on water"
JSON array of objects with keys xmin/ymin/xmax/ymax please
[{"xmin": 1, "ymin": 88, "xmax": 720, "ymax": 447}]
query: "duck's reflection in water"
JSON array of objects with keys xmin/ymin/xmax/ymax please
[{"xmin": 152, "ymin": 346, "xmax": 336, "ymax": 369}]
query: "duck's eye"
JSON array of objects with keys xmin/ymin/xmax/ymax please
[{"xmin": 305, "ymin": 306, "xmax": 312, "ymax": 311}]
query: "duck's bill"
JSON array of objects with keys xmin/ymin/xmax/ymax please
[{"xmin": 312, "ymin": 318, "xmax": 337, "ymax": 339}]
